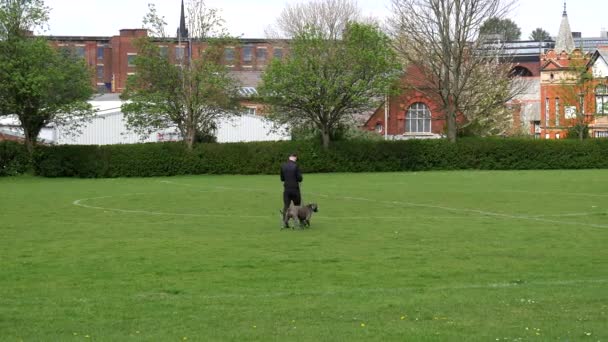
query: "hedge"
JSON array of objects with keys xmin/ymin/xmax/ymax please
[
  {"xmin": 18, "ymin": 138, "xmax": 608, "ymax": 178},
  {"xmin": 0, "ymin": 141, "xmax": 29, "ymax": 176}
]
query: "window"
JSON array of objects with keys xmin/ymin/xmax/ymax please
[
  {"xmin": 375, "ymin": 123, "xmax": 383, "ymax": 133},
  {"xmin": 175, "ymin": 46, "xmax": 185, "ymax": 61},
  {"xmin": 224, "ymin": 48, "xmax": 235, "ymax": 64},
  {"xmin": 159, "ymin": 46, "xmax": 168, "ymax": 58},
  {"xmin": 406, "ymin": 102, "xmax": 431, "ymax": 133},
  {"xmin": 273, "ymin": 47, "xmax": 283, "ymax": 59},
  {"xmin": 556, "ymin": 133, "xmax": 560, "ymax": 139},
  {"xmin": 75, "ymin": 46, "xmax": 86, "ymax": 59},
  {"xmin": 595, "ymin": 131, "xmax": 608, "ymax": 138},
  {"xmin": 96, "ymin": 65, "xmax": 104, "ymax": 80},
  {"xmin": 555, "ymin": 98, "xmax": 560, "ymax": 126},
  {"xmin": 243, "ymin": 46, "xmax": 253, "ymax": 64},
  {"xmin": 244, "ymin": 107, "xmax": 256, "ymax": 115},
  {"xmin": 545, "ymin": 97, "xmax": 550, "ymax": 127},
  {"xmin": 256, "ymin": 48, "xmax": 267, "ymax": 62},
  {"xmin": 596, "ymin": 85, "xmax": 608, "ymax": 114},
  {"xmin": 127, "ymin": 53, "xmax": 137, "ymax": 67},
  {"xmin": 97, "ymin": 46, "xmax": 104, "ymax": 60}
]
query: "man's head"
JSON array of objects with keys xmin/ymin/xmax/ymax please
[{"xmin": 289, "ymin": 152, "xmax": 297, "ymax": 162}]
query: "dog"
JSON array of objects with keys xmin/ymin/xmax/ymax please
[{"xmin": 281, "ymin": 203, "xmax": 318, "ymax": 229}]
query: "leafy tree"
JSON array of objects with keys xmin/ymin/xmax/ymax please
[
  {"xmin": 529, "ymin": 27, "xmax": 552, "ymax": 41},
  {"xmin": 260, "ymin": 22, "xmax": 401, "ymax": 149},
  {"xmin": 0, "ymin": 0, "xmax": 48, "ymax": 40},
  {"xmin": 480, "ymin": 17, "xmax": 521, "ymax": 41},
  {"xmin": 0, "ymin": 0, "xmax": 94, "ymax": 153},
  {"xmin": 122, "ymin": 1, "xmax": 241, "ymax": 149}
]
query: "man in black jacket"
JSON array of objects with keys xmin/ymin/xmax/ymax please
[{"xmin": 280, "ymin": 152, "xmax": 303, "ymax": 227}]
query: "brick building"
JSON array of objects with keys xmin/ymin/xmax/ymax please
[
  {"xmin": 44, "ymin": 1, "xmax": 286, "ymax": 102},
  {"xmin": 539, "ymin": 4, "xmax": 608, "ymax": 139},
  {"xmin": 365, "ymin": 2, "xmax": 608, "ymax": 140}
]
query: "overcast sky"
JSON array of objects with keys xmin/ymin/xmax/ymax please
[{"xmin": 43, "ymin": 0, "xmax": 608, "ymax": 39}]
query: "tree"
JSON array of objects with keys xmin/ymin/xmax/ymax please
[
  {"xmin": 480, "ymin": 17, "xmax": 521, "ymax": 41},
  {"xmin": 529, "ymin": 27, "xmax": 552, "ymax": 42},
  {"xmin": 122, "ymin": 1, "xmax": 241, "ymax": 149},
  {"xmin": 142, "ymin": 3, "xmax": 167, "ymax": 38},
  {"xmin": 260, "ymin": 22, "xmax": 401, "ymax": 149},
  {"xmin": 266, "ymin": 0, "xmax": 361, "ymax": 39},
  {"xmin": 388, "ymin": 0, "xmax": 523, "ymax": 142},
  {"xmin": 556, "ymin": 58, "xmax": 595, "ymax": 141},
  {"xmin": 0, "ymin": 0, "xmax": 94, "ymax": 153},
  {"xmin": 0, "ymin": 0, "xmax": 48, "ymax": 40}
]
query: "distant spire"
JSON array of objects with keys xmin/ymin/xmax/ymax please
[
  {"xmin": 177, "ymin": 0, "xmax": 189, "ymax": 39},
  {"xmin": 555, "ymin": 1, "xmax": 575, "ymax": 53}
]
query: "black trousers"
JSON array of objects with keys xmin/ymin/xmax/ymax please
[{"xmin": 282, "ymin": 188, "xmax": 301, "ymax": 216}]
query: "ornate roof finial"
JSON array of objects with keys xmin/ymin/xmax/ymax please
[{"xmin": 563, "ymin": 1, "xmax": 567, "ymax": 16}]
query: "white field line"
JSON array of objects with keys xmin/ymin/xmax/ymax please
[
  {"xmin": 532, "ymin": 212, "xmax": 604, "ymax": 218},
  {"xmin": 161, "ymin": 180, "xmax": 608, "ymax": 228},
  {"xmin": 73, "ymin": 181, "xmax": 608, "ymax": 228},
  {"xmin": 72, "ymin": 193, "xmax": 466, "ymax": 221},
  {"xmin": 146, "ymin": 278, "xmax": 608, "ymax": 301}
]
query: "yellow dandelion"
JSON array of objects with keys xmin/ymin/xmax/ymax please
[
  {"xmin": 400, "ymin": 316, "xmax": 406, "ymax": 320},
  {"xmin": 85, "ymin": 335, "xmax": 90, "ymax": 338},
  {"xmin": 253, "ymin": 325, "xmax": 257, "ymax": 329},
  {"xmin": 183, "ymin": 337, "xmax": 188, "ymax": 341},
  {"xmin": 360, "ymin": 323, "xmax": 366, "ymax": 327}
]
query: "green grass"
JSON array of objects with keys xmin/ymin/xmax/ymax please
[{"xmin": 1, "ymin": 170, "xmax": 607, "ymax": 341}]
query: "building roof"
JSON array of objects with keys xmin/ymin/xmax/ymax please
[{"xmin": 555, "ymin": 2, "xmax": 575, "ymax": 53}]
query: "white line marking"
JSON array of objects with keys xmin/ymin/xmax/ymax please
[
  {"xmin": 149, "ymin": 278, "xmax": 608, "ymax": 301},
  {"xmin": 72, "ymin": 193, "xmax": 467, "ymax": 221},
  {"xmin": 335, "ymin": 195, "xmax": 608, "ymax": 229},
  {"xmin": 72, "ymin": 181, "xmax": 608, "ymax": 228}
]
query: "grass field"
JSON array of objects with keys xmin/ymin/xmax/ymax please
[{"xmin": 1, "ymin": 170, "xmax": 607, "ymax": 341}]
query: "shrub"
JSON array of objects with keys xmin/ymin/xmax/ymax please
[
  {"xmin": 0, "ymin": 141, "xmax": 30, "ymax": 176},
  {"xmin": 27, "ymin": 138, "xmax": 608, "ymax": 178}
]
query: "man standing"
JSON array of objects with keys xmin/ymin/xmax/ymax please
[{"xmin": 280, "ymin": 152, "xmax": 303, "ymax": 227}]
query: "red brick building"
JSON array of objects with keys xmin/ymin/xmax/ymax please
[
  {"xmin": 46, "ymin": 30, "xmax": 285, "ymax": 94},
  {"xmin": 365, "ymin": 2, "xmax": 608, "ymax": 140},
  {"xmin": 539, "ymin": 4, "xmax": 608, "ymax": 139}
]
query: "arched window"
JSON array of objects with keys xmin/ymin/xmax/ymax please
[
  {"xmin": 597, "ymin": 85, "xmax": 608, "ymax": 115},
  {"xmin": 509, "ymin": 66, "xmax": 533, "ymax": 77},
  {"xmin": 406, "ymin": 102, "xmax": 431, "ymax": 133}
]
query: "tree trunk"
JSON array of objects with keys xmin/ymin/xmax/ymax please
[
  {"xmin": 446, "ymin": 108, "xmax": 457, "ymax": 143},
  {"xmin": 185, "ymin": 127, "xmax": 196, "ymax": 150},
  {"xmin": 579, "ymin": 126, "xmax": 584, "ymax": 141},
  {"xmin": 23, "ymin": 127, "xmax": 37, "ymax": 155},
  {"xmin": 321, "ymin": 130, "xmax": 331, "ymax": 150}
]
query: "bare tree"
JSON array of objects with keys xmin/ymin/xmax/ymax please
[
  {"xmin": 388, "ymin": 0, "xmax": 522, "ymax": 141},
  {"xmin": 186, "ymin": 0, "xmax": 227, "ymax": 39},
  {"xmin": 142, "ymin": 3, "xmax": 167, "ymax": 38},
  {"xmin": 265, "ymin": 0, "xmax": 361, "ymax": 39}
]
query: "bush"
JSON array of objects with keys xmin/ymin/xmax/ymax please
[
  {"xmin": 26, "ymin": 138, "xmax": 608, "ymax": 178},
  {"xmin": 0, "ymin": 141, "xmax": 30, "ymax": 176}
]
